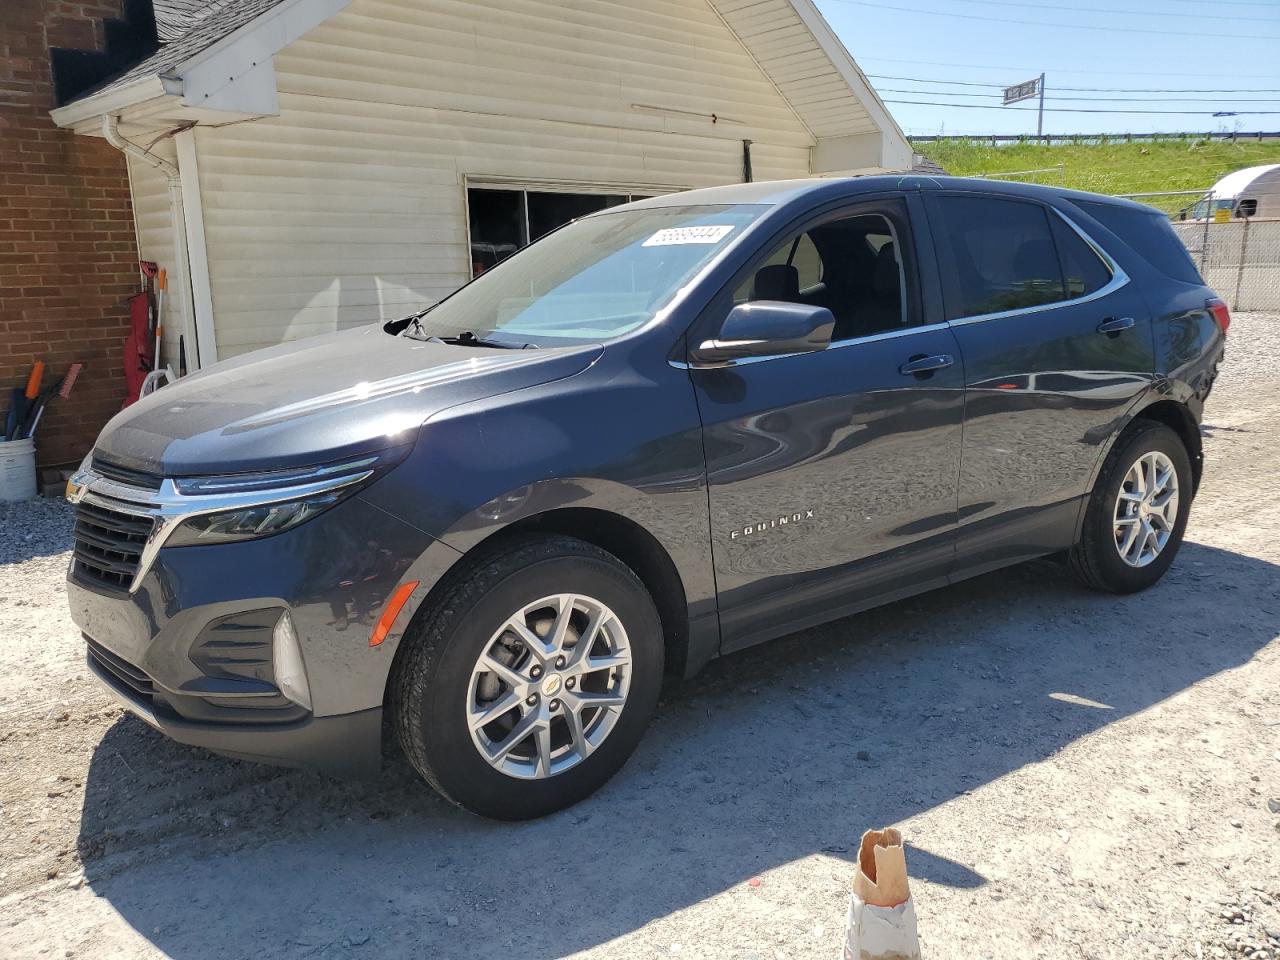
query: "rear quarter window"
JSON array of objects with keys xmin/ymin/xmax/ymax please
[
  {"xmin": 1074, "ymin": 200, "xmax": 1204, "ymax": 285},
  {"xmin": 1049, "ymin": 216, "xmax": 1111, "ymax": 298}
]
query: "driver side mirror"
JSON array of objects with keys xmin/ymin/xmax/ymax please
[{"xmin": 690, "ymin": 301, "xmax": 835, "ymax": 367}]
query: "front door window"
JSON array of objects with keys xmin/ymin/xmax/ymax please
[{"xmin": 730, "ymin": 205, "xmax": 917, "ymax": 342}]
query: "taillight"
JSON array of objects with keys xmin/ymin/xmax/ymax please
[{"xmin": 1207, "ymin": 297, "xmax": 1231, "ymax": 334}]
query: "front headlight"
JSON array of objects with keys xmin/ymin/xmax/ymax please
[
  {"xmin": 167, "ymin": 491, "xmax": 347, "ymax": 546},
  {"xmin": 167, "ymin": 445, "xmax": 411, "ymax": 547}
]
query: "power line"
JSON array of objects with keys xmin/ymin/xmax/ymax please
[
  {"xmin": 854, "ymin": 0, "xmax": 1280, "ymax": 23},
  {"xmin": 1160, "ymin": 0, "xmax": 1280, "ymax": 6},
  {"xmin": 856, "ymin": 56, "xmax": 1280, "ymax": 80},
  {"xmin": 868, "ymin": 74, "xmax": 1280, "ymax": 94},
  {"xmin": 823, "ymin": 0, "xmax": 1280, "ymax": 41},
  {"xmin": 884, "ymin": 99, "xmax": 1280, "ymax": 115},
  {"xmin": 870, "ymin": 74, "xmax": 1004, "ymax": 88},
  {"xmin": 1055, "ymin": 86, "xmax": 1280, "ymax": 94},
  {"xmin": 876, "ymin": 87, "xmax": 1280, "ymax": 103}
]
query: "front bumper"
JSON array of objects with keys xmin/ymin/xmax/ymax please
[
  {"xmin": 66, "ymin": 473, "xmax": 460, "ymax": 777},
  {"xmin": 86, "ymin": 640, "xmax": 383, "ymax": 775}
]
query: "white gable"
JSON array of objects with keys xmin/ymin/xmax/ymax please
[{"xmin": 52, "ymin": 0, "xmax": 909, "ymax": 171}]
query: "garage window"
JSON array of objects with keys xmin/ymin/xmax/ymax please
[{"xmin": 468, "ymin": 187, "xmax": 659, "ymax": 277}]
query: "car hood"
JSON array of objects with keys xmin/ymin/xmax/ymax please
[{"xmin": 93, "ymin": 325, "xmax": 602, "ymax": 476}]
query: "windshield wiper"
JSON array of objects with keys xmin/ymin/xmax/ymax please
[
  {"xmin": 387, "ymin": 305, "xmax": 434, "ymax": 338},
  {"xmin": 392, "ymin": 313, "xmax": 537, "ymax": 349},
  {"xmin": 430, "ymin": 331, "xmax": 538, "ymax": 350}
]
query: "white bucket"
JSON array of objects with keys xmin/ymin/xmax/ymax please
[{"xmin": 0, "ymin": 438, "xmax": 37, "ymax": 502}]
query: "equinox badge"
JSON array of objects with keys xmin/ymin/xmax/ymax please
[{"xmin": 730, "ymin": 509, "xmax": 815, "ymax": 540}]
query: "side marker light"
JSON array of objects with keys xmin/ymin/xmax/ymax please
[{"xmin": 370, "ymin": 580, "xmax": 420, "ymax": 647}]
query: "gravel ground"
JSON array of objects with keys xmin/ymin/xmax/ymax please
[{"xmin": 1, "ymin": 314, "xmax": 1278, "ymax": 960}]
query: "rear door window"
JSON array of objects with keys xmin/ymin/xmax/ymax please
[
  {"xmin": 933, "ymin": 195, "xmax": 1067, "ymax": 319},
  {"xmin": 1074, "ymin": 199, "xmax": 1204, "ymax": 285}
]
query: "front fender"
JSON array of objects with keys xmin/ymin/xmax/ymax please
[{"xmin": 359, "ymin": 352, "xmax": 717, "ymax": 657}]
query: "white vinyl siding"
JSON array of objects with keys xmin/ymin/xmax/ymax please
[
  {"xmin": 126, "ymin": 145, "xmax": 185, "ymax": 374},
  {"xmin": 193, "ymin": 0, "xmax": 818, "ymax": 357},
  {"xmin": 712, "ymin": 0, "xmax": 879, "ymax": 139}
]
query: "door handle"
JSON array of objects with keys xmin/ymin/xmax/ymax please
[
  {"xmin": 1097, "ymin": 316, "xmax": 1135, "ymax": 335},
  {"xmin": 899, "ymin": 354, "xmax": 954, "ymax": 377}
]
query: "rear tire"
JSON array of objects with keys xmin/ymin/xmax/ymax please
[
  {"xmin": 391, "ymin": 535, "xmax": 663, "ymax": 820},
  {"xmin": 1069, "ymin": 420, "xmax": 1193, "ymax": 594}
]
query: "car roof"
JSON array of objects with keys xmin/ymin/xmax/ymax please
[{"xmin": 621, "ymin": 175, "xmax": 1157, "ymax": 215}]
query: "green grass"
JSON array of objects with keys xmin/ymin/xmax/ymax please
[{"xmin": 914, "ymin": 137, "xmax": 1280, "ymax": 213}]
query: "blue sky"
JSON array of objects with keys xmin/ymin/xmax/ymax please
[{"xmin": 814, "ymin": 0, "xmax": 1280, "ymax": 137}]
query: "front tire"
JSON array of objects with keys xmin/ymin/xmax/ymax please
[
  {"xmin": 1069, "ymin": 421, "xmax": 1193, "ymax": 593},
  {"xmin": 391, "ymin": 535, "xmax": 663, "ymax": 820}
]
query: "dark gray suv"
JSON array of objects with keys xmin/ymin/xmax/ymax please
[{"xmin": 67, "ymin": 176, "xmax": 1227, "ymax": 819}]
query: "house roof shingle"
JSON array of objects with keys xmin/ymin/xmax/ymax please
[
  {"xmin": 86, "ymin": 0, "xmax": 286, "ymax": 100},
  {"xmin": 910, "ymin": 154, "xmax": 948, "ymax": 176}
]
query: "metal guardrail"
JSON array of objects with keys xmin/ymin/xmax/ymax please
[{"xmin": 908, "ymin": 132, "xmax": 1280, "ymax": 145}]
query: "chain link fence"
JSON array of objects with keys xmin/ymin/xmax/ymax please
[
  {"xmin": 1116, "ymin": 190, "xmax": 1280, "ymax": 311},
  {"xmin": 1172, "ymin": 215, "xmax": 1280, "ymax": 312}
]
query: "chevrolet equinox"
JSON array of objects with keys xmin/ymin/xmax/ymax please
[{"xmin": 67, "ymin": 177, "xmax": 1227, "ymax": 819}]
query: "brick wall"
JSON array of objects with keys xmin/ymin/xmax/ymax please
[{"xmin": 0, "ymin": 1, "xmax": 139, "ymax": 468}]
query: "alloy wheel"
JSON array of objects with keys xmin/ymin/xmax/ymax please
[
  {"xmin": 1112, "ymin": 450, "xmax": 1179, "ymax": 568},
  {"xmin": 466, "ymin": 594, "xmax": 632, "ymax": 780}
]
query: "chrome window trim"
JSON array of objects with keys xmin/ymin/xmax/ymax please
[
  {"xmin": 68, "ymin": 468, "xmax": 373, "ymax": 594},
  {"xmin": 673, "ymin": 320, "xmax": 954, "ymax": 370},
  {"xmin": 946, "ymin": 207, "xmax": 1129, "ymax": 328},
  {"xmin": 677, "ymin": 207, "xmax": 1124, "ymax": 370}
]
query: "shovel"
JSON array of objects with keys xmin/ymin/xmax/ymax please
[{"xmin": 139, "ymin": 268, "xmax": 177, "ymax": 398}]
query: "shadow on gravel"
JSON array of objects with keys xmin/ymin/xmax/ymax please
[{"xmin": 76, "ymin": 540, "xmax": 1279, "ymax": 959}]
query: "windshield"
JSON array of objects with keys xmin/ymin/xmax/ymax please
[
  {"xmin": 403, "ymin": 203, "xmax": 766, "ymax": 346},
  {"xmin": 1189, "ymin": 197, "xmax": 1234, "ymax": 219}
]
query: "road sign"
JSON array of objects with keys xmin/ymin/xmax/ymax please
[{"xmin": 1003, "ymin": 78, "xmax": 1041, "ymax": 105}]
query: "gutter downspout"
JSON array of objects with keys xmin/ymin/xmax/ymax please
[{"xmin": 102, "ymin": 114, "xmax": 201, "ymax": 371}]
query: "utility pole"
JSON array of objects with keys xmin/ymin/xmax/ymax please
[{"xmin": 1037, "ymin": 72, "xmax": 1046, "ymax": 143}]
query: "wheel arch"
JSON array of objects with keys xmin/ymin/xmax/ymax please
[
  {"xmin": 381, "ymin": 507, "xmax": 694, "ymax": 735},
  {"xmin": 1131, "ymin": 399, "xmax": 1203, "ymax": 493},
  {"xmin": 1086, "ymin": 397, "xmax": 1204, "ymax": 502},
  {"xmin": 1073, "ymin": 396, "xmax": 1203, "ymax": 547},
  {"xmin": 490, "ymin": 507, "xmax": 692, "ymax": 678}
]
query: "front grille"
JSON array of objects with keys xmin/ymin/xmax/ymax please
[
  {"xmin": 92, "ymin": 456, "xmax": 163, "ymax": 490},
  {"xmin": 73, "ymin": 499, "xmax": 153, "ymax": 590}
]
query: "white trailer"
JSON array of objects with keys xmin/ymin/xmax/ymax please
[{"xmin": 1183, "ymin": 163, "xmax": 1280, "ymax": 221}]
